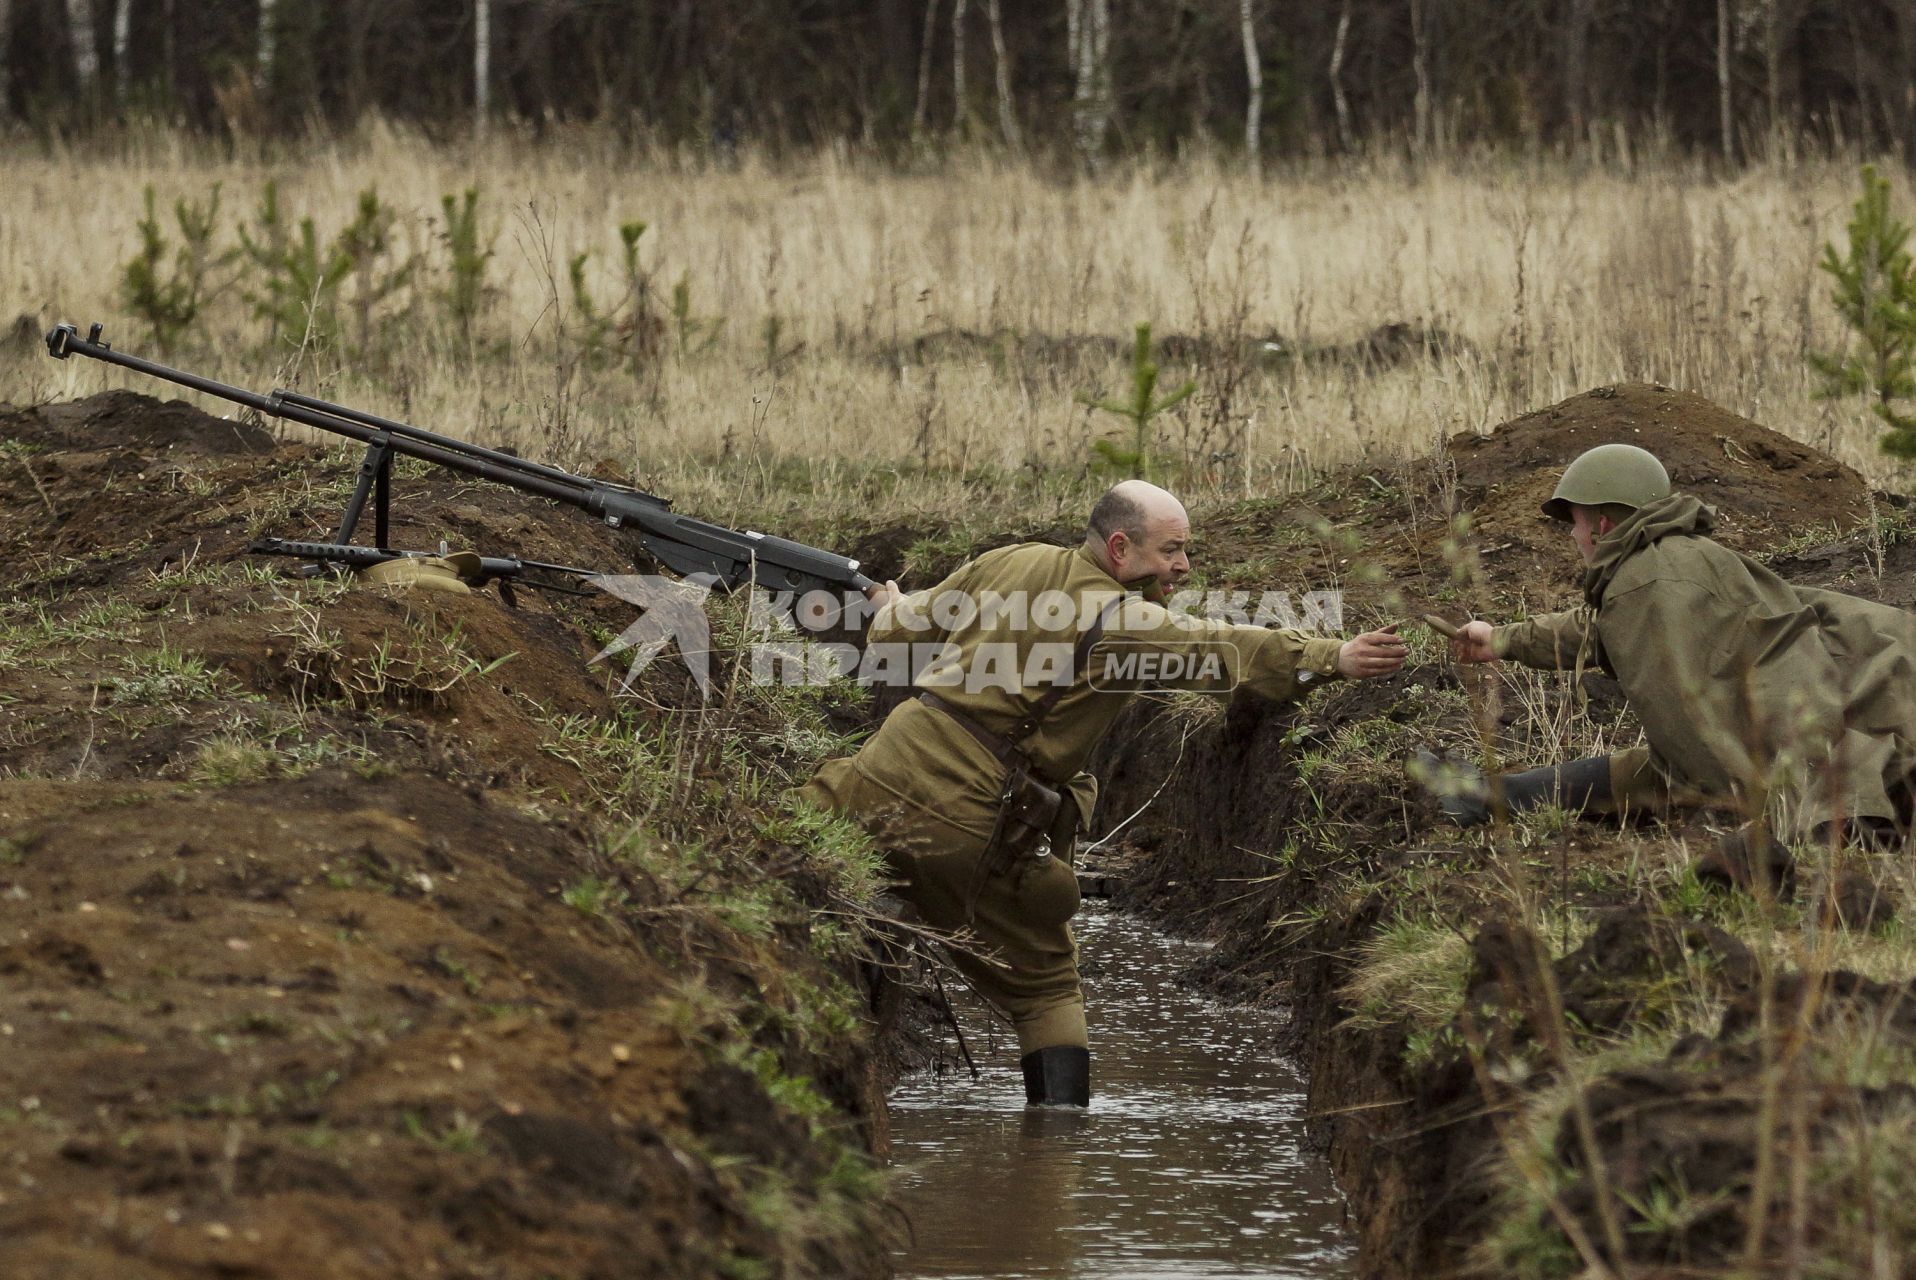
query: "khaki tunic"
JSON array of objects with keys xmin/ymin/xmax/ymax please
[
  {"xmin": 804, "ymin": 543, "xmax": 1345, "ymax": 1052},
  {"xmin": 1495, "ymin": 494, "xmax": 1916, "ymax": 840}
]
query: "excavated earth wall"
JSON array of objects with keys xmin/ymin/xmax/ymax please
[
  {"xmin": 1081, "ymin": 385, "xmax": 1916, "ymax": 1278},
  {"xmin": 0, "ymin": 391, "xmax": 898, "ymax": 1279},
  {"xmin": 7, "ymin": 379, "xmax": 1916, "ymax": 1278}
]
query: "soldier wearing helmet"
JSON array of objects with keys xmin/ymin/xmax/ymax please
[{"xmin": 1431, "ymin": 443, "xmax": 1916, "ymax": 865}]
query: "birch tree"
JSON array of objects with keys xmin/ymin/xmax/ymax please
[
  {"xmin": 912, "ymin": 0, "xmax": 940, "ymax": 140},
  {"xmin": 951, "ymin": 0, "xmax": 967, "ymax": 135},
  {"xmin": 1409, "ymin": 0, "xmax": 1431, "ymax": 156},
  {"xmin": 985, "ymin": 0, "xmax": 1019, "ymax": 147},
  {"xmin": 1329, "ymin": 0, "xmax": 1353, "ymax": 152},
  {"xmin": 1240, "ymin": 0, "xmax": 1260, "ymax": 175},
  {"xmin": 1717, "ymin": 0, "xmax": 1733, "ymax": 160},
  {"xmin": 474, "ymin": 0, "xmax": 491, "ymax": 138},
  {"xmin": 1068, "ymin": 0, "xmax": 1111, "ymax": 164},
  {"xmin": 64, "ymin": 0, "xmax": 98, "ymax": 92},
  {"xmin": 111, "ymin": 0, "xmax": 130, "ymax": 101},
  {"xmin": 257, "ymin": 0, "xmax": 276, "ymax": 87}
]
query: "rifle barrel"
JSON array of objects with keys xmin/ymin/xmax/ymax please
[
  {"xmin": 47, "ymin": 323, "xmax": 601, "ymax": 512},
  {"xmin": 270, "ymin": 388, "xmax": 661, "ymax": 505},
  {"xmin": 47, "ymin": 323, "xmax": 874, "ymax": 595}
]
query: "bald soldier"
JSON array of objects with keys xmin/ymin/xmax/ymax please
[
  {"xmin": 804, "ymin": 480, "xmax": 1408, "ymax": 1107},
  {"xmin": 1434, "ymin": 444, "xmax": 1916, "ymax": 855}
]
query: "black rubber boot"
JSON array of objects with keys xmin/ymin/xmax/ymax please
[
  {"xmin": 1500, "ymin": 754, "xmax": 1612, "ymax": 814},
  {"xmin": 1020, "ymin": 1046, "xmax": 1091, "ymax": 1108}
]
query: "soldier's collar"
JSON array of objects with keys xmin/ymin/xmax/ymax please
[{"xmin": 1075, "ymin": 544, "xmax": 1118, "ymax": 581}]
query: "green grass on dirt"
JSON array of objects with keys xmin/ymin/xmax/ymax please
[
  {"xmin": 0, "ymin": 390, "xmax": 899, "ymax": 1279},
  {"xmin": 5, "ymin": 379, "xmax": 1916, "ymax": 1279},
  {"xmin": 1088, "ymin": 384, "xmax": 1916, "ymax": 1279}
]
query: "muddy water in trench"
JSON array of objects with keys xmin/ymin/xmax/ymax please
[{"xmin": 888, "ymin": 905, "xmax": 1352, "ymax": 1279}]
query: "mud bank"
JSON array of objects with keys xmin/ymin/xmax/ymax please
[
  {"xmin": 1086, "ymin": 386, "xmax": 1916, "ymax": 1277},
  {"xmin": 8, "ymin": 379, "xmax": 1914, "ymax": 1278},
  {"xmin": 0, "ymin": 392, "xmax": 896, "ymax": 1278}
]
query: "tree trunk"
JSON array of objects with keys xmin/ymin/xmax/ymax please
[
  {"xmin": 111, "ymin": 0, "xmax": 129, "ymax": 101},
  {"xmin": 1718, "ymin": 0, "xmax": 1734, "ymax": 161},
  {"xmin": 1763, "ymin": 0, "xmax": 1782, "ymax": 149},
  {"xmin": 1846, "ymin": 1, "xmax": 1875, "ymax": 150},
  {"xmin": 1330, "ymin": 0, "xmax": 1352, "ymax": 151},
  {"xmin": 160, "ymin": 0, "xmax": 173, "ymax": 106},
  {"xmin": 0, "ymin": 0, "xmax": 15, "ymax": 112},
  {"xmin": 951, "ymin": 0, "xmax": 967, "ymax": 136},
  {"xmin": 257, "ymin": 0, "xmax": 276, "ymax": 88},
  {"xmin": 1240, "ymin": 0, "xmax": 1261, "ymax": 174},
  {"xmin": 985, "ymin": 0, "xmax": 1018, "ymax": 146},
  {"xmin": 912, "ymin": 0, "xmax": 940, "ymax": 139},
  {"xmin": 1566, "ymin": 0, "xmax": 1592, "ymax": 142},
  {"xmin": 1072, "ymin": 0, "xmax": 1110, "ymax": 164},
  {"xmin": 1066, "ymin": 0, "xmax": 1080, "ymax": 85},
  {"xmin": 1410, "ymin": 0, "xmax": 1430, "ymax": 156},
  {"xmin": 64, "ymin": 0, "xmax": 98, "ymax": 90},
  {"xmin": 342, "ymin": 0, "xmax": 371, "ymax": 119},
  {"xmin": 474, "ymin": 0, "xmax": 490, "ymax": 138}
]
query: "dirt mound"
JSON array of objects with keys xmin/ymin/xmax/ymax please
[
  {"xmin": 1765, "ymin": 490, "xmax": 1916, "ymax": 610},
  {"xmin": 1184, "ymin": 382, "xmax": 1885, "ymax": 623},
  {"xmin": 0, "ymin": 394, "xmax": 894, "ymax": 1277},
  {"xmin": 1448, "ymin": 382, "xmax": 1872, "ymax": 580},
  {"xmin": 5, "ymin": 390, "xmax": 278, "ymax": 456},
  {"xmin": 0, "ymin": 390, "xmax": 661, "ymax": 599},
  {"xmin": 0, "ymin": 773, "xmax": 787, "ymax": 1278}
]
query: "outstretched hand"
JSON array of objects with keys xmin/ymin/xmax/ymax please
[
  {"xmin": 864, "ymin": 579, "xmax": 902, "ymax": 610},
  {"xmin": 1336, "ymin": 625, "xmax": 1409, "ymax": 680},
  {"xmin": 1450, "ymin": 620, "xmax": 1498, "ymax": 664}
]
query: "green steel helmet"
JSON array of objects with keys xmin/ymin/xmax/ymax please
[{"xmin": 1541, "ymin": 444, "xmax": 1671, "ymax": 522}]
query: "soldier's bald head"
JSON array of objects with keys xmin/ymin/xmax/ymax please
[
  {"xmin": 1084, "ymin": 482, "xmax": 1193, "ymax": 595},
  {"xmin": 1086, "ymin": 480, "xmax": 1187, "ymax": 545}
]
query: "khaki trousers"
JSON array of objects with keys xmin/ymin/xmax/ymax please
[{"xmin": 802, "ymin": 758, "xmax": 1087, "ymax": 1054}]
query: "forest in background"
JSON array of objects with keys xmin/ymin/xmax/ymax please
[{"xmin": 6, "ymin": 0, "xmax": 1916, "ymax": 163}]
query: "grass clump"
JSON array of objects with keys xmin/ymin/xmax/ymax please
[
  {"xmin": 108, "ymin": 642, "xmax": 232, "ymax": 706},
  {"xmin": 187, "ymin": 735, "xmax": 274, "ymax": 785},
  {"xmin": 1340, "ymin": 913, "xmax": 1471, "ymax": 1036}
]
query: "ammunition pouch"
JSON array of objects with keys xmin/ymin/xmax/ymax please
[{"xmin": 987, "ymin": 765, "xmax": 1064, "ymax": 866}]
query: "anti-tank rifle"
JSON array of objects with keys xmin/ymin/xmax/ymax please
[{"xmin": 44, "ymin": 323, "xmax": 876, "ymax": 598}]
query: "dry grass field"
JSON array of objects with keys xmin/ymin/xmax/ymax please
[
  {"xmin": 6, "ymin": 128, "xmax": 1916, "ymax": 1279},
  {"xmin": 1, "ymin": 124, "xmax": 1909, "ymax": 534}
]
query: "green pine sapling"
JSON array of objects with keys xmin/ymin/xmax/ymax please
[
  {"xmin": 119, "ymin": 184, "xmax": 236, "ymax": 357},
  {"xmin": 1811, "ymin": 164, "xmax": 1916, "ymax": 460},
  {"xmin": 1079, "ymin": 322, "xmax": 1197, "ymax": 479}
]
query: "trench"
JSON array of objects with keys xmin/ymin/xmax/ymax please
[{"xmin": 886, "ymin": 904, "xmax": 1352, "ymax": 1279}]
